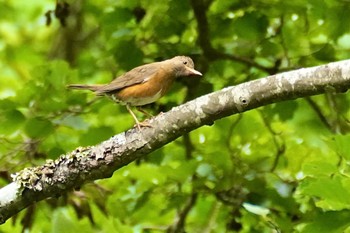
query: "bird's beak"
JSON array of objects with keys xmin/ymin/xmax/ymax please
[{"xmin": 186, "ymin": 67, "xmax": 202, "ymax": 76}]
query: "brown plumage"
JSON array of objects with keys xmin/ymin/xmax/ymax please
[{"xmin": 68, "ymin": 56, "xmax": 202, "ymax": 129}]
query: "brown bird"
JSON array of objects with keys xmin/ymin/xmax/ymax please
[{"xmin": 68, "ymin": 56, "xmax": 202, "ymax": 130}]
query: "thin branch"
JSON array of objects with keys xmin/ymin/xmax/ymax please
[
  {"xmin": 167, "ymin": 193, "xmax": 198, "ymax": 233},
  {"xmin": 166, "ymin": 131, "xmax": 197, "ymax": 232},
  {"xmin": 200, "ymin": 202, "xmax": 221, "ymax": 233},
  {"xmin": 305, "ymin": 97, "xmax": 333, "ymax": 131},
  {"xmin": 213, "ymin": 52, "xmax": 276, "ymax": 74},
  {"xmin": 0, "ymin": 60, "xmax": 350, "ymax": 224},
  {"xmin": 259, "ymin": 110, "xmax": 286, "ymax": 172},
  {"xmin": 325, "ymin": 91, "xmax": 343, "ymax": 133},
  {"xmin": 189, "ymin": 0, "xmax": 275, "ymax": 73},
  {"xmin": 226, "ymin": 114, "xmax": 243, "ymax": 154}
]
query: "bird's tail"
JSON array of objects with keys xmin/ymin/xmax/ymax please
[{"xmin": 67, "ymin": 84, "xmax": 102, "ymax": 92}]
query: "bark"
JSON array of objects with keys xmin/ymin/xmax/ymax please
[{"xmin": 0, "ymin": 60, "xmax": 350, "ymax": 224}]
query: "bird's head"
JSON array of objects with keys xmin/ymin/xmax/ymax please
[{"xmin": 170, "ymin": 56, "xmax": 202, "ymax": 77}]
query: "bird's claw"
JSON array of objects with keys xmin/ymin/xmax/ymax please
[{"xmin": 134, "ymin": 121, "xmax": 152, "ymax": 130}]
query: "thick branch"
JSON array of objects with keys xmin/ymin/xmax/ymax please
[{"xmin": 0, "ymin": 60, "xmax": 350, "ymax": 224}]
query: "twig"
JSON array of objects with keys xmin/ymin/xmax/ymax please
[
  {"xmin": 167, "ymin": 193, "xmax": 198, "ymax": 233},
  {"xmin": 189, "ymin": 0, "xmax": 275, "ymax": 73},
  {"xmin": 259, "ymin": 111, "xmax": 286, "ymax": 172},
  {"xmin": 305, "ymin": 97, "xmax": 333, "ymax": 131}
]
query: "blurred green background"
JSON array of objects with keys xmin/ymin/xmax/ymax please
[{"xmin": 1, "ymin": 0, "xmax": 350, "ymax": 232}]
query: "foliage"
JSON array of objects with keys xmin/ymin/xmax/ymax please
[{"xmin": 1, "ymin": 0, "xmax": 350, "ymax": 232}]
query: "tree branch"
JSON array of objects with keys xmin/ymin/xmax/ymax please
[
  {"xmin": 189, "ymin": 0, "xmax": 275, "ymax": 73},
  {"xmin": 167, "ymin": 193, "xmax": 198, "ymax": 233},
  {"xmin": 0, "ymin": 60, "xmax": 350, "ymax": 224},
  {"xmin": 305, "ymin": 96, "xmax": 333, "ymax": 131}
]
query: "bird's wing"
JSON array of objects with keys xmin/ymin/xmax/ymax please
[{"xmin": 95, "ymin": 63, "xmax": 161, "ymax": 95}]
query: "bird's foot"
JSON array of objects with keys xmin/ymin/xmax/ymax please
[{"xmin": 134, "ymin": 120, "xmax": 152, "ymax": 130}]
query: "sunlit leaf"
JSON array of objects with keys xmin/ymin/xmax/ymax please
[{"xmin": 299, "ymin": 176, "xmax": 350, "ymax": 210}]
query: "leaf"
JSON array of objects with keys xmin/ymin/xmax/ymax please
[
  {"xmin": 48, "ymin": 147, "xmax": 66, "ymax": 159},
  {"xmin": 264, "ymin": 101, "xmax": 298, "ymax": 121},
  {"xmin": 79, "ymin": 126, "xmax": 115, "ymax": 146},
  {"xmin": 312, "ymin": 43, "xmax": 335, "ymax": 62},
  {"xmin": 102, "ymin": 7, "xmax": 133, "ymax": 29},
  {"xmin": 0, "ymin": 99, "xmax": 16, "ymax": 109},
  {"xmin": 232, "ymin": 13, "xmax": 268, "ymax": 41},
  {"xmin": 51, "ymin": 208, "xmax": 93, "ymax": 233},
  {"xmin": 0, "ymin": 109, "xmax": 25, "ymax": 134},
  {"xmin": 160, "ymin": 161, "xmax": 196, "ymax": 183},
  {"xmin": 32, "ymin": 60, "xmax": 71, "ymax": 90},
  {"xmin": 260, "ymin": 41, "xmax": 283, "ymax": 57},
  {"xmin": 299, "ymin": 210, "xmax": 350, "ymax": 233},
  {"xmin": 24, "ymin": 117, "xmax": 54, "ymax": 138},
  {"xmin": 112, "ymin": 40, "xmax": 143, "ymax": 70},
  {"xmin": 299, "ymin": 175, "xmax": 350, "ymax": 210},
  {"xmin": 302, "ymin": 161, "xmax": 338, "ymax": 177},
  {"xmin": 330, "ymin": 134, "xmax": 350, "ymax": 161},
  {"xmin": 59, "ymin": 115, "xmax": 88, "ymax": 130}
]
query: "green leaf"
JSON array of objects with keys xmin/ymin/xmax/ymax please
[
  {"xmin": 259, "ymin": 41, "xmax": 283, "ymax": 57},
  {"xmin": 48, "ymin": 147, "xmax": 66, "ymax": 159},
  {"xmin": 299, "ymin": 211, "xmax": 350, "ymax": 233},
  {"xmin": 299, "ymin": 175, "xmax": 350, "ymax": 210},
  {"xmin": 312, "ymin": 44, "xmax": 335, "ymax": 62},
  {"xmin": 31, "ymin": 60, "xmax": 71, "ymax": 90},
  {"xmin": 24, "ymin": 117, "xmax": 54, "ymax": 138},
  {"xmin": 232, "ymin": 13, "xmax": 268, "ymax": 41},
  {"xmin": 330, "ymin": 134, "xmax": 350, "ymax": 160},
  {"xmin": 302, "ymin": 161, "xmax": 338, "ymax": 177},
  {"xmin": 59, "ymin": 115, "xmax": 88, "ymax": 130},
  {"xmin": 0, "ymin": 109, "xmax": 25, "ymax": 134},
  {"xmin": 264, "ymin": 101, "xmax": 298, "ymax": 121},
  {"xmin": 160, "ymin": 160, "xmax": 196, "ymax": 183},
  {"xmin": 0, "ymin": 99, "xmax": 16, "ymax": 109},
  {"xmin": 79, "ymin": 126, "xmax": 115, "ymax": 146},
  {"xmin": 51, "ymin": 208, "xmax": 93, "ymax": 233},
  {"xmin": 102, "ymin": 7, "xmax": 133, "ymax": 28},
  {"xmin": 112, "ymin": 40, "xmax": 143, "ymax": 70}
]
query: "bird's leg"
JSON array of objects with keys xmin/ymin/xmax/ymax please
[
  {"xmin": 126, "ymin": 105, "xmax": 151, "ymax": 130},
  {"xmin": 126, "ymin": 105, "xmax": 142, "ymax": 130},
  {"xmin": 136, "ymin": 107, "xmax": 153, "ymax": 118}
]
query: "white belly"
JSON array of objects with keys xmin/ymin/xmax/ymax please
[{"xmin": 111, "ymin": 89, "xmax": 163, "ymax": 106}]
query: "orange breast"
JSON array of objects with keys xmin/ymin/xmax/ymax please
[{"xmin": 114, "ymin": 69, "xmax": 176, "ymax": 106}]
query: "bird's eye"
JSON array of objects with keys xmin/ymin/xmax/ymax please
[{"xmin": 183, "ymin": 61, "xmax": 187, "ymax": 65}]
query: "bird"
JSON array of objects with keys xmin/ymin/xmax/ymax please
[{"xmin": 68, "ymin": 56, "xmax": 202, "ymax": 130}]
